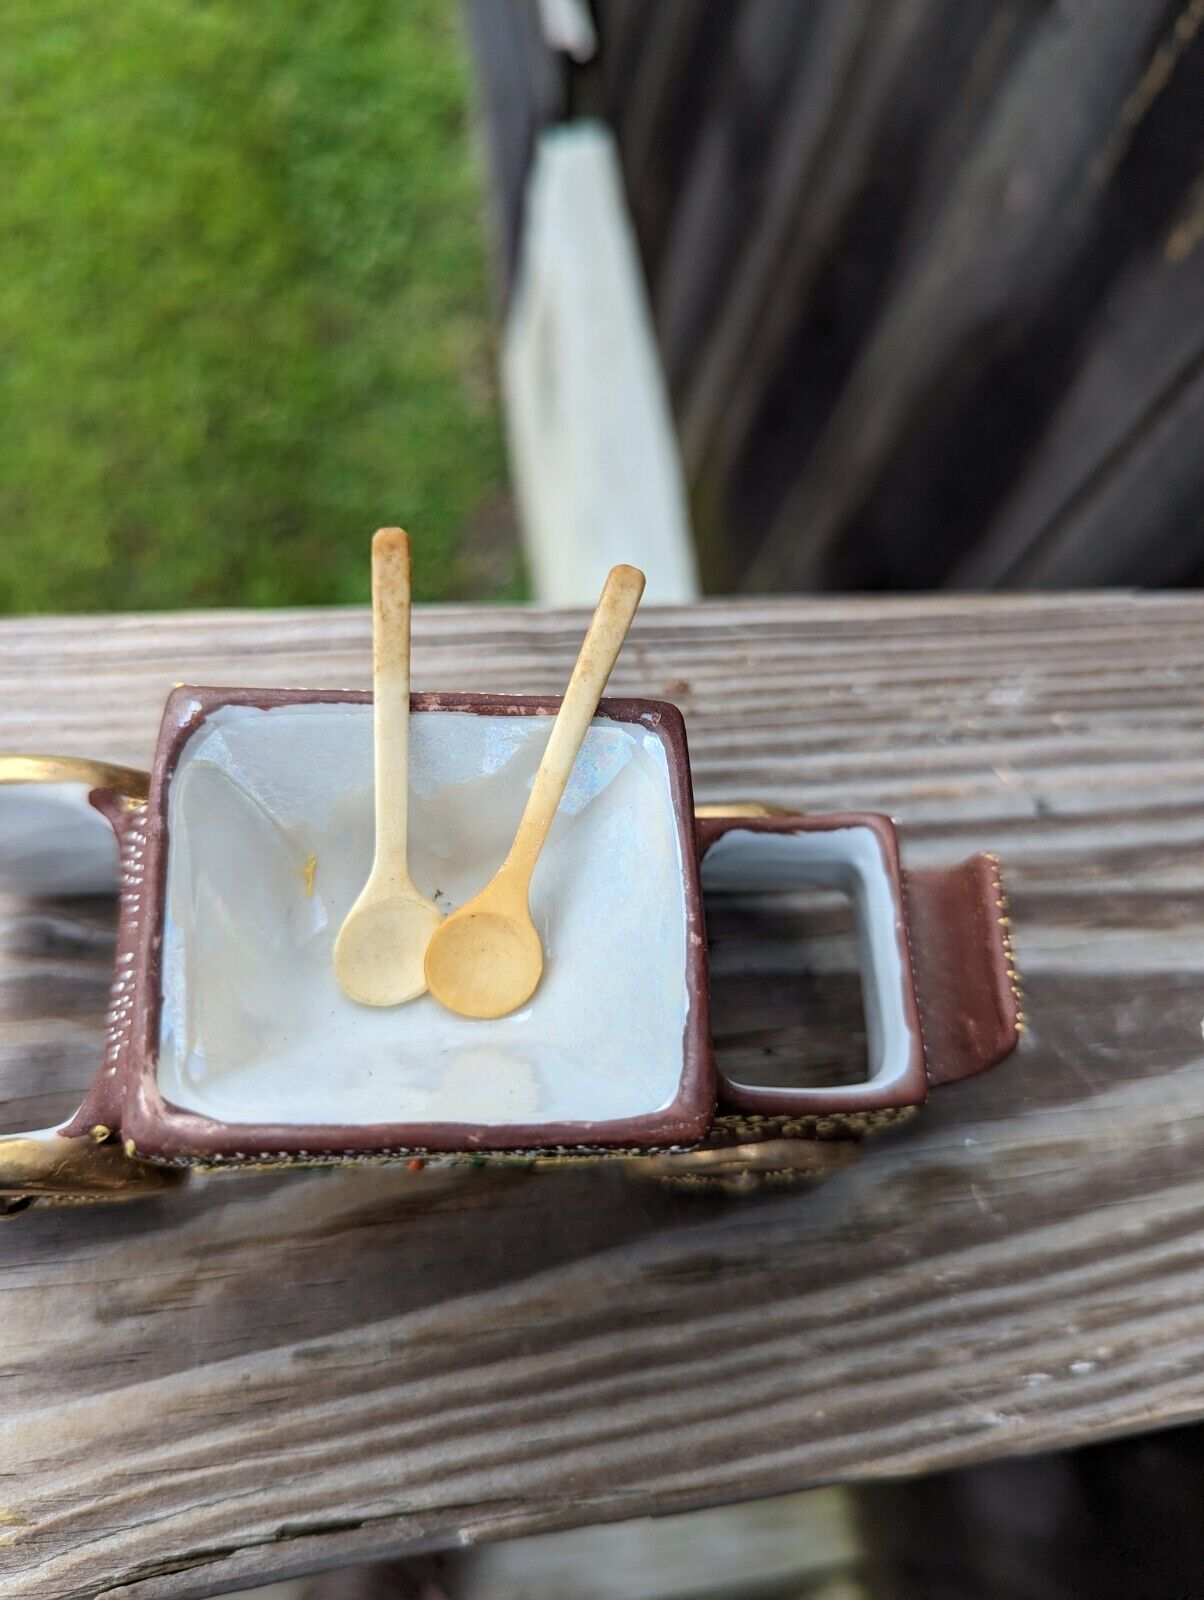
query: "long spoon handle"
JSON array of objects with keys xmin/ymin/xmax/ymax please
[
  {"xmin": 370, "ymin": 528, "xmax": 414, "ymax": 883},
  {"xmin": 505, "ymin": 564, "xmax": 645, "ymax": 889}
]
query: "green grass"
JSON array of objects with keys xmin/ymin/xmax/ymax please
[{"xmin": 0, "ymin": 0, "xmax": 518, "ymax": 612}]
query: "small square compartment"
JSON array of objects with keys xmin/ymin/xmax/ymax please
[
  {"xmin": 120, "ymin": 688, "xmax": 712, "ymax": 1159},
  {"xmin": 703, "ymin": 877, "xmax": 869, "ymax": 1091},
  {"xmin": 697, "ymin": 815, "xmax": 927, "ymax": 1115}
]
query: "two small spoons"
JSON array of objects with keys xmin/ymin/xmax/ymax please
[{"xmin": 334, "ymin": 537, "xmax": 645, "ymax": 1020}]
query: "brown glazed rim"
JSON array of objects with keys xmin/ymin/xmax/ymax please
[
  {"xmin": 114, "ymin": 686, "xmax": 716, "ymax": 1161},
  {"xmin": 695, "ymin": 811, "xmax": 929, "ymax": 1115}
]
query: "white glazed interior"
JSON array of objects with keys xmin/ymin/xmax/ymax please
[
  {"xmin": 0, "ymin": 783, "xmax": 119, "ymax": 897},
  {"xmin": 157, "ymin": 703, "xmax": 690, "ymax": 1129},
  {"xmin": 699, "ymin": 827, "xmax": 915, "ymax": 1097}
]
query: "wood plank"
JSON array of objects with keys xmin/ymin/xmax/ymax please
[
  {"xmin": 741, "ymin": 0, "xmax": 1184, "ymax": 590},
  {"xmin": 674, "ymin": 0, "xmax": 876, "ymax": 475},
  {"xmin": 679, "ymin": 0, "xmax": 1035, "ymax": 491},
  {"xmin": 461, "ymin": 0, "xmax": 566, "ymax": 292},
  {"xmin": 4, "ymin": 594, "xmax": 1204, "ymax": 1596},
  {"xmin": 986, "ymin": 349, "xmax": 1204, "ymax": 586},
  {"xmin": 952, "ymin": 237, "xmax": 1204, "ymax": 585},
  {"xmin": 602, "ymin": 0, "xmax": 740, "ymax": 289},
  {"xmin": 650, "ymin": 0, "xmax": 816, "ymax": 396}
]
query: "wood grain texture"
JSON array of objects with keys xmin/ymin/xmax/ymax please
[
  {"xmin": 518, "ymin": 0, "xmax": 1204, "ymax": 591},
  {"xmin": 740, "ymin": 0, "xmax": 1184, "ymax": 590},
  {"xmin": 460, "ymin": 0, "xmax": 565, "ymax": 291},
  {"xmin": 3, "ymin": 593, "xmax": 1204, "ymax": 1598}
]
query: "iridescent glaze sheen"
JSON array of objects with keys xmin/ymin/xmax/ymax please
[{"xmin": 157, "ymin": 705, "xmax": 690, "ymax": 1127}]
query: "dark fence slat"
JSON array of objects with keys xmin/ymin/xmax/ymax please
[
  {"xmin": 742, "ymin": 0, "xmax": 1189, "ymax": 592},
  {"xmin": 675, "ymin": 0, "xmax": 879, "ymax": 475},
  {"xmin": 462, "ymin": 0, "xmax": 566, "ymax": 293},
  {"xmin": 605, "ymin": 0, "xmax": 743, "ymax": 292},
  {"xmin": 651, "ymin": 0, "xmax": 820, "ymax": 398},
  {"xmin": 955, "ymin": 233, "xmax": 1204, "ymax": 587},
  {"xmin": 1008, "ymin": 354, "xmax": 1204, "ymax": 587}
]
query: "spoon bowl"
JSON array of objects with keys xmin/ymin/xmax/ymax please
[
  {"xmin": 422, "ymin": 899, "xmax": 543, "ymax": 1020},
  {"xmin": 333, "ymin": 890, "xmax": 444, "ymax": 1008}
]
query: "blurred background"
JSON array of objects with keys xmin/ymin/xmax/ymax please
[
  {"xmin": 3, "ymin": 0, "xmax": 1200, "ymax": 617},
  {"xmin": 1, "ymin": 0, "xmax": 517, "ymax": 612}
]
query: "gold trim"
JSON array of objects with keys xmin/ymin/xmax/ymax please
[
  {"xmin": 0, "ymin": 753, "xmax": 159, "ymax": 1206},
  {"xmin": 694, "ymin": 800, "xmax": 795, "ymax": 819},
  {"xmin": 629, "ymin": 1138, "xmax": 860, "ymax": 1192},
  {"xmin": 0, "ymin": 1134, "xmax": 185, "ymax": 1203},
  {"xmin": 0, "ymin": 754, "xmax": 150, "ymax": 802},
  {"xmin": 635, "ymin": 1139, "xmax": 849, "ymax": 1176}
]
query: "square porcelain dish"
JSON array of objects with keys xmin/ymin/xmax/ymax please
[
  {"xmin": 115, "ymin": 687, "xmax": 713, "ymax": 1160},
  {"xmin": 1, "ymin": 698, "xmax": 1023, "ymax": 1207}
]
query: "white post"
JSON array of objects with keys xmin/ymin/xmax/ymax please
[{"xmin": 502, "ymin": 122, "xmax": 700, "ymax": 605}]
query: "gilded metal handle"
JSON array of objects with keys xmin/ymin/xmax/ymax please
[
  {"xmin": 0, "ymin": 1131, "xmax": 184, "ymax": 1210},
  {"xmin": 694, "ymin": 800, "xmax": 794, "ymax": 819},
  {"xmin": 0, "ymin": 755, "xmax": 185, "ymax": 1209},
  {"xmin": 628, "ymin": 1138, "xmax": 860, "ymax": 1194},
  {"xmin": 0, "ymin": 753, "xmax": 150, "ymax": 801}
]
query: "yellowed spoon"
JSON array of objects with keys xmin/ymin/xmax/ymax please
[
  {"xmin": 333, "ymin": 528, "xmax": 443, "ymax": 1006},
  {"xmin": 424, "ymin": 563, "xmax": 646, "ymax": 1020}
]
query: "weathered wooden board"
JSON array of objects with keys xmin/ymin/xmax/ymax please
[{"xmin": 4, "ymin": 593, "xmax": 1204, "ymax": 1599}]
